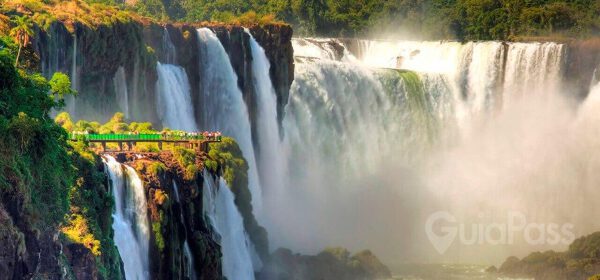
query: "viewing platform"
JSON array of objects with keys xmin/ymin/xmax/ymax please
[{"xmin": 68, "ymin": 132, "xmax": 222, "ymax": 152}]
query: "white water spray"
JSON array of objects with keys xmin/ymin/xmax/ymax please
[
  {"xmin": 246, "ymin": 30, "xmax": 286, "ymax": 200},
  {"xmin": 156, "ymin": 63, "xmax": 198, "ymax": 131},
  {"xmin": 113, "ymin": 66, "xmax": 130, "ymax": 118},
  {"xmin": 196, "ymin": 28, "xmax": 262, "ymax": 210},
  {"xmin": 202, "ymin": 172, "xmax": 255, "ymax": 280},
  {"xmin": 104, "ymin": 155, "xmax": 150, "ymax": 280},
  {"xmin": 260, "ymin": 38, "xmax": 593, "ymax": 266},
  {"xmin": 65, "ymin": 32, "xmax": 78, "ymax": 115}
]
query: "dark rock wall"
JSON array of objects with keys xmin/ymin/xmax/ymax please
[
  {"xmin": 565, "ymin": 38, "xmax": 600, "ymax": 99},
  {"xmin": 123, "ymin": 154, "xmax": 223, "ymax": 280},
  {"xmin": 33, "ymin": 20, "xmax": 158, "ymax": 123},
  {"xmin": 32, "ymin": 20, "xmax": 294, "ymax": 131}
]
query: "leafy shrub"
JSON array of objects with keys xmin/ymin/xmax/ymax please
[{"xmin": 62, "ymin": 214, "xmax": 102, "ymax": 256}]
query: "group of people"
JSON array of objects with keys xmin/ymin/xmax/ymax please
[
  {"xmin": 201, "ymin": 131, "xmax": 222, "ymax": 141},
  {"xmin": 160, "ymin": 131, "xmax": 222, "ymax": 140},
  {"xmin": 69, "ymin": 130, "xmax": 223, "ymax": 141}
]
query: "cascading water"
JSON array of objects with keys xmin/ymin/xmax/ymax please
[
  {"xmin": 65, "ymin": 32, "xmax": 78, "ymax": 115},
  {"xmin": 259, "ymin": 37, "xmax": 600, "ymax": 266},
  {"xmin": 162, "ymin": 28, "xmax": 178, "ymax": 64},
  {"xmin": 172, "ymin": 181, "xmax": 197, "ymax": 280},
  {"xmin": 502, "ymin": 42, "xmax": 565, "ymax": 101},
  {"xmin": 104, "ymin": 155, "xmax": 150, "ymax": 280},
  {"xmin": 113, "ymin": 66, "xmax": 130, "ymax": 119},
  {"xmin": 265, "ymin": 47, "xmax": 438, "ymax": 252},
  {"xmin": 245, "ymin": 30, "xmax": 286, "ymax": 198},
  {"xmin": 156, "ymin": 63, "xmax": 198, "ymax": 131},
  {"xmin": 196, "ymin": 27, "xmax": 262, "ymax": 210},
  {"xmin": 202, "ymin": 171, "xmax": 256, "ymax": 280}
]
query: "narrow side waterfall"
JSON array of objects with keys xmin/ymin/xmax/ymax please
[
  {"xmin": 202, "ymin": 172, "xmax": 255, "ymax": 280},
  {"xmin": 246, "ymin": 30, "xmax": 285, "ymax": 197},
  {"xmin": 113, "ymin": 66, "xmax": 130, "ymax": 118},
  {"xmin": 162, "ymin": 28, "xmax": 178, "ymax": 64},
  {"xmin": 156, "ymin": 63, "xmax": 198, "ymax": 130},
  {"xmin": 196, "ymin": 27, "xmax": 262, "ymax": 210},
  {"xmin": 104, "ymin": 155, "xmax": 150, "ymax": 280},
  {"xmin": 173, "ymin": 181, "xmax": 197, "ymax": 280},
  {"xmin": 65, "ymin": 32, "xmax": 78, "ymax": 115}
]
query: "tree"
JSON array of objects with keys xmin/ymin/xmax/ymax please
[
  {"xmin": 49, "ymin": 72, "xmax": 76, "ymax": 109},
  {"xmin": 9, "ymin": 16, "xmax": 33, "ymax": 67},
  {"xmin": 49, "ymin": 72, "xmax": 76, "ymax": 98}
]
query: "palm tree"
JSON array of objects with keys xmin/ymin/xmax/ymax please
[{"xmin": 10, "ymin": 16, "xmax": 33, "ymax": 67}]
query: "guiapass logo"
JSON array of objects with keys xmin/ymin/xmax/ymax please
[{"xmin": 425, "ymin": 211, "xmax": 575, "ymax": 254}]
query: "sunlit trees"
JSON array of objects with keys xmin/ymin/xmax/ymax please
[{"xmin": 9, "ymin": 15, "xmax": 33, "ymax": 67}]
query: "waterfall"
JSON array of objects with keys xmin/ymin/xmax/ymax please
[
  {"xmin": 104, "ymin": 155, "xmax": 150, "ymax": 280},
  {"xmin": 503, "ymin": 42, "xmax": 565, "ymax": 101},
  {"xmin": 265, "ymin": 54, "xmax": 439, "ymax": 250},
  {"xmin": 257, "ymin": 37, "xmax": 591, "ymax": 264},
  {"xmin": 246, "ymin": 30, "xmax": 286, "ymax": 198},
  {"xmin": 202, "ymin": 171, "xmax": 255, "ymax": 280},
  {"xmin": 113, "ymin": 66, "xmax": 130, "ymax": 118},
  {"xmin": 65, "ymin": 32, "xmax": 78, "ymax": 115},
  {"xmin": 156, "ymin": 63, "xmax": 198, "ymax": 130},
  {"xmin": 172, "ymin": 181, "xmax": 197, "ymax": 280},
  {"xmin": 196, "ymin": 27, "xmax": 262, "ymax": 210},
  {"xmin": 162, "ymin": 28, "xmax": 178, "ymax": 64}
]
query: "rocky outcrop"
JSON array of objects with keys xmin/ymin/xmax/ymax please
[
  {"xmin": 258, "ymin": 247, "xmax": 392, "ymax": 280},
  {"xmin": 0, "ymin": 183, "xmax": 73, "ymax": 279},
  {"xmin": 565, "ymin": 39, "xmax": 600, "ymax": 99},
  {"xmin": 114, "ymin": 152, "xmax": 223, "ymax": 280},
  {"xmin": 250, "ymin": 24, "xmax": 294, "ymax": 133},
  {"xmin": 497, "ymin": 232, "xmax": 600, "ymax": 280}
]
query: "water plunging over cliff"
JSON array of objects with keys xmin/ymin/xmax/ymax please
[
  {"xmin": 156, "ymin": 63, "xmax": 198, "ymax": 130},
  {"xmin": 114, "ymin": 66, "xmax": 130, "ymax": 119},
  {"xmin": 173, "ymin": 181, "xmax": 197, "ymax": 280},
  {"xmin": 196, "ymin": 28, "xmax": 262, "ymax": 210},
  {"xmin": 104, "ymin": 156, "xmax": 150, "ymax": 279},
  {"xmin": 260, "ymin": 38, "xmax": 600, "ymax": 265},
  {"xmin": 246, "ymin": 30, "xmax": 286, "ymax": 200},
  {"xmin": 202, "ymin": 172, "xmax": 256, "ymax": 280},
  {"xmin": 65, "ymin": 32, "xmax": 78, "ymax": 115}
]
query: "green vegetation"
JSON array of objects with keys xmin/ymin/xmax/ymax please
[
  {"xmin": 500, "ymin": 232, "xmax": 600, "ymax": 279},
  {"xmin": 90, "ymin": 0, "xmax": 600, "ymax": 39},
  {"xmin": 5, "ymin": 0, "xmax": 600, "ymax": 39},
  {"xmin": 62, "ymin": 214, "xmax": 102, "ymax": 255},
  {"xmin": 9, "ymin": 15, "xmax": 33, "ymax": 66},
  {"xmin": 173, "ymin": 146, "xmax": 199, "ymax": 180},
  {"xmin": 377, "ymin": 69, "xmax": 438, "ymax": 159},
  {"xmin": 0, "ymin": 35, "xmax": 74, "ymax": 226},
  {"xmin": 0, "ymin": 35, "xmax": 121, "ymax": 278},
  {"xmin": 1, "ymin": 0, "xmax": 143, "ymax": 32}
]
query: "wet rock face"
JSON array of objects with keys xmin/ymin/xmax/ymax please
[
  {"xmin": 117, "ymin": 153, "xmax": 223, "ymax": 280},
  {"xmin": 0, "ymin": 192, "xmax": 65, "ymax": 279},
  {"xmin": 32, "ymin": 19, "xmax": 294, "ymax": 131},
  {"xmin": 32, "ymin": 20, "xmax": 158, "ymax": 123},
  {"xmin": 258, "ymin": 247, "xmax": 392, "ymax": 280},
  {"xmin": 497, "ymin": 232, "xmax": 600, "ymax": 280},
  {"xmin": 565, "ymin": 38, "xmax": 600, "ymax": 99},
  {"xmin": 249, "ymin": 24, "xmax": 294, "ymax": 134},
  {"xmin": 63, "ymin": 243, "xmax": 100, "ymax": 280}
]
